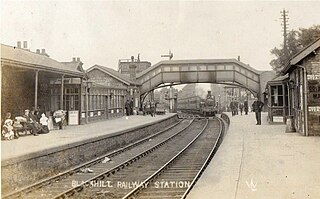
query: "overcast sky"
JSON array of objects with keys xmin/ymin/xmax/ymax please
[{"xmin": 1, "ymin": 1, "xmax": 320, "ymax": 71}]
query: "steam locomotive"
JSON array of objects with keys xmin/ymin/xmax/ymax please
[{"xmin": 177, "ymin": 91, "xmax": 218, "ymax": 117}]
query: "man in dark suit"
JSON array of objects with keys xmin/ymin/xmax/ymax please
[
  {"xmin": 23, "ymin": 109, "xmax": 39, "ymax": 136},
  {"xmin": 244, "ymin": 101, "xmax": 249, "ymax": 115},
  {"xmin": 129, "ymin": 98, "xmax": 134, "ymax": 115},
  {"xmin": 252, "ymin": 97, "xmax": 264, "ymax": 125}
]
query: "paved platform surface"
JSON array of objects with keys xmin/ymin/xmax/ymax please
[
  {"xmin": 1, "ymin": 113, "xmax": 176, "ymax": 161},
  {"xmin": 189, "ymin": 112, "xmax": 320, "ymax": 199}
]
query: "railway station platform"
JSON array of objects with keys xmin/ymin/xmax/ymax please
[
  {"xmin": 1, "ymin": 113, "xmax": 176, "ymax": 161},
  {"xmin": 189, "ymin": 112, "xmax": 320, "ymax": 199}
]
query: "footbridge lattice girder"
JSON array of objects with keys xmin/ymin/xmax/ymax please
[{"xmin": 137, "ymin": 59, "xmax": 261, "ymax": 95}]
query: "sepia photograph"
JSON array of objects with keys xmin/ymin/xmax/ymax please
[{"xmin": 1, "ymin": 1, "xmax": 320, "ymax": 198}]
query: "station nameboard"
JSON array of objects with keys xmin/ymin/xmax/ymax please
[
  {"xmin": 307, "ymin": 74, "xmax": 320, "ymax": 80},
  {"xmin": 308, "ymin": 106, "xmax": 320, "ymax": 112}
]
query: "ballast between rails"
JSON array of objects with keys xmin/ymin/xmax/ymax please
[
  {"xmin": 181, "ymin": 117, "xmax": 225, "ymax": 199},
  {"xmin": 2, "ymin": 120, "xmax": 184, "ymax": 199},
  {"xmin": 122, "ymin": 119, "xmax": 209, "ymax": 199},
  {"xmin": 52, "ymin": 119, "xmax": 195, "ymax": 199}
]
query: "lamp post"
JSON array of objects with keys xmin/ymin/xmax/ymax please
[
  {"xmin": 285, "ymin": 79, "xmax": 296, "ymax": 132},
  {"xmin": 173, "ymin": 90, "xmax": 178, "ymax": 113}
]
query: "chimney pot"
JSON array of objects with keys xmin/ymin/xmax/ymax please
[
  {"xmin": 36, "ymin": 49, "xmax": 40, "ymax": 54},
  {"xmin": 72, "ymin": 57, "xmax": 76, "ymax": 62},
  {"xmin": 17, "ymin": 41, "xmax": 21, "ymax": 48},
  {"xmin": 76, "ymin": 57, "xmax": 80, "ymax": 62},
  {"xmin": 238, "ymin": 56, "xmax": 241, "ymax": 61},
  {"xmin": 23, "ymin": 41, "xmax": 28, "ymax": 49},
  {"xmin": 41, "ymin": 49, "xmax": 46, "ymax": 54}
]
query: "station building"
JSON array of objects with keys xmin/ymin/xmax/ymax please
[
  {"xmin": 281, "ymin": 38, "xmax": 320, "ymax": 136},
  {"xmin": 1, "ymin": 42, "xmax": 85, "ymax": 124},
  {"xmin": 83, "ymin": 65, "xmax": 140, "ymax": 123}
]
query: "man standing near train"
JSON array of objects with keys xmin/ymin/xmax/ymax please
[
  {"xmin": 244, "ymin": 101, "xmax": 249, "ymax": 115},
  {"xmin": 252, "ymin": 97, "xmax": 264, "ymax": 125}
]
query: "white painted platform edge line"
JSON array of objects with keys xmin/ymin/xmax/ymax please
[{"xmin": 234, "ymin": 134, "xmax": 245, "ymax": 199}]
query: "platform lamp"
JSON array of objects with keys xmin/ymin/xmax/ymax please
[
  {"xmin": 173, "ymin": 89, "xmax": 178, "ymax": 113},
  {"xmin": 285, "ymin": 79, "xmax": 296, "ymax": 133},
  {"xmin": 288, "ymin": 79, "xmax": 295, "ymax": 116}
]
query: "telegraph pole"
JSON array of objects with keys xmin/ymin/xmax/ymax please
[{"xmin": 280, "ymin": 9, "xmax": 289, "ymax": 58}]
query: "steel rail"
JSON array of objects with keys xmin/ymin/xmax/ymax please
[
  {"xmin": 122, "ymin": 119, "xmax": 209, "ymax": 199},
  {"xmin": 3, "ymin": 120, "xmax": 184, "ymax": 199},
  {"xmin": 52, "ymin": 119, "xmax": 195, "ymax": 199},
  {"xmin": 180, "ymin": 117, "xmax": 224, "ymax": 199}
]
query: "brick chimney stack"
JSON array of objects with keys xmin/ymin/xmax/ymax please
[
  {"xmin": 72, "ymin": 57, "xmax": 76, "ymax": 62},
  {"xmin": 17, "ymin": 41, "xmax": 21, "ymax": 48},
  {"xmin": 76, "ymin": 57, "xmax": 80, "ymax": 62},
  {"xmin": 36, "ymin": 49, "xmax": 41, "ymax": 54}
]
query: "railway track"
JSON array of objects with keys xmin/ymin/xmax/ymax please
[
  {"xmin": 5, "ymin": 117, "xmax": 224, "ymax": 199},
  {"xmin": 3, "ymin": 119, "xmax": 191, "ymax": 199},
  {"xmin": 73, "ymin": 119, "xmax": 208, "ymax": 199},
  {"xmin": 124, "ymin": 118, "xmax": 223, "ymax": 199}
]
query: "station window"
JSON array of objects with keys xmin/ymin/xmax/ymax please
[{"xmin": 270, "ymin": 85, "xmax": 284, "ymax": 107}]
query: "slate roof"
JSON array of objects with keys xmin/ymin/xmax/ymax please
[
  {"xmin": 267, "ymin": 74, "xmax": 289, "ymax": 84},
  {"xmin": 1, "ymin": 44, "xmax": 84, "ymax": 76},
  {"xmin": 282, "ymin": 38, "xmax": 320, "ymax": 74},
  {"xmin": 87, "ymin": 64, "xmax": 138, "ymax": 86}
]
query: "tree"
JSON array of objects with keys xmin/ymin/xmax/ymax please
[{"xmin": 270, "ymin": 25, "xmax": 320, "ymax": 73}]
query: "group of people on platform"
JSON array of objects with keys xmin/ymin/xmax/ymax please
[
  {"xmin": 1, "ymin": 108, "xmax": 67, "ymax": 140},
  {"xmin": 125, "ymin": 98, "xmax": 159, "ymax": 117},
  {"xmin": 125, "ymin": 98, "xmax": 134, "ymax": 116},
  {"xmin": 229, "ymin": 101, "xmax": 249, "ymax": 116},
  {"xmin": 143, "ymin": 100, "xmax": 157, "ymax": 117},
  {"xmin": 229, "ymin": 97, "xmax": 264, "ymax": 125},
  {"xmin": 1, "ymin": 108, "xmax": 50, "ymax": 140}
]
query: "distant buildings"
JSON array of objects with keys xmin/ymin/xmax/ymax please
[{"xmin": 118, "ymin": 55, "xmax": 151, "ymax": 80}]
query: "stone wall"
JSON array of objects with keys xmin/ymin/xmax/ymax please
[{"xmin": 1, "ymin": 114, "xmax": 178, "ymax": 194}]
